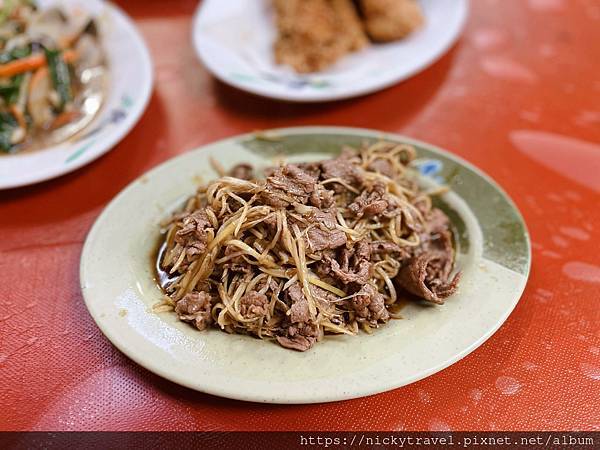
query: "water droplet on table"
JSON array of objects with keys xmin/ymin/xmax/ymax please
[
  {"xmin": 495, "ymin": 376, "xmax": 522, "ymax": 395},
  {"xmin": 580, "ymin": 363, "xmax": 600, "ymax": 380},
  {"xmin": 563, "ymin": 261, "xmax": 600, "ymax": 283},
  {"xmin": 481, "ymin": 56, "xmax": 538, "ymax": 83}
]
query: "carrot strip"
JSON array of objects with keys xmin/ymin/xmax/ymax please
[
  {"xmin": 0, "ymin": 49, "xmax": 78, "ymax": 78},
  {"xmin": 50, "ymin": 110, "xmax": 80, "ymax": 129}
]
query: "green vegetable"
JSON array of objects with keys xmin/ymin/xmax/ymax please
[
  {"xmin": 0, "ymin": 111, "xmax": 18, "ymax": 152},
  {"xmin": 0, "ymin": 74, "xmax": 24, "ymax": 104},
  {"xmin": 44, "ymin": 48, "xmax": 72, "ymax": 112},
  {"xmin": 0, "ymin": 48, "xmax": 29, "ymax": 105},
  {"xmin": 0, "ymin": 46, "xmax": 31, "ymax": 64}
]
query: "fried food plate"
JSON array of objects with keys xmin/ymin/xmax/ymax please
[
  {"xmin": 81, "ymin": 127, "xmax": 530, "ymax": 404},
  {"xmin": 0, "ymin": 0, "xmax": 153, "ymax": 189},
  {"xmin": 192, "ymin": 0, "xmax": 468, "ymax": 102}
]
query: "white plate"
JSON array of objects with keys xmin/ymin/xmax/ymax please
[
  {"xmin": 192, "ymin": 0, "xmax": 468, "ymax": 102},
  {"xmin": 81, "ymin": 127, "xmax": 531, "ymax": 404},
  {"xmin": 0, "ymin": 0, "xmax": 153, "ymax": 189}
]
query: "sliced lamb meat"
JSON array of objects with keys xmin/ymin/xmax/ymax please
[
  {"xmin": 173, "ymin": 210, "xmax": 214, "ymax": 263},
  {"xmin": 395, "ymin": 252, "xmax": 461, "ymax": 304},
  {"xmin": 260, "ymin": 164, "xmax": 317, "ymax": 207},
  {"xmin": 307, "ymin": 227, "xmax": 347, "ymax": 253},
  {"xmin": 276, "ymin": 322, "xmax": 318, "ymax": 352},
  {"xmin": 305, "ymin": 209, "xmax": 347, "ymax": 252},
  {"xmin": 175, "ymin": 291, "xmax": 213, "ymax": 330},
  {"xmin": 320, "ymin": 154, "xmax": 364, "ymax": 191},
  {"xmin": 296, "ymin": 162, "xmax": 322, "ymax": 179},
  {"xmin": 395, "ymin": 206, "xmax": 461, "ymax": 303},
  {"xmin": 370, "ymin": 240, "xmax": 408, "ymax": 257},
  {"xmin": 413, "ymin": 208, "xmax": 455, "ymax": 258},
  {"xmin": 309, "ymin": 284, "xmax": 339, "ymax": 309},
  {"xmin": 331, "ymin": 258, "xmax": 371, "ymax": 284},
  {"xmin": 255, "ymin": 277, "xmax": 281, "ymax": 296},
  {"xmin": 222, "ymin": 245, "xmax": 252, "ymax": 274},
  {"xmin": 350, "ymin": 283, "xmax": 390, "ymax": 324},
  {"xmin": 285, "ymin": 281, "xmax": 339, "ymax": 325},
  {"xmin": 368, "ymin": 158, "xmax": 395, "ymax": 178},
  {"xmin": 320, "ymin": 241, "xmax": 372, "ymax": 285},
  {"xmin": 228, "ymin": 163, "xmax": 254, "ymax": 180},
  {"xmin": 355, "ymin": 240, "xmax": 371, "ymax": 260},
  {"xmin": 309, "ymin": 184, "xmax": 335, "ymax": 208},
  {"xmin": 412, "ymin": 196, "xmax": 431, "ymax": 217},
  {"xmin": 424, "ymin": 208, "xmax": 452, "ymax": 235},
  {"xmin": 348, "ymin": 182, "xmax": 400, "ymax": 218},
  {"xmin": 287, "ymin": 282, "xmax": 311, "ymax": 323},
  {"xmin": 161, "ymin": 142, "xmax": 462, "ymax": 351},
  {"xmin": 239, "ymin": 291, "xmax": 269, "ymax": 318}
]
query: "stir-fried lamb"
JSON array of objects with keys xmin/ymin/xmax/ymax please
[{"xmin": 157, "ymin": 141, "xmax": 460, "ymax": 351}]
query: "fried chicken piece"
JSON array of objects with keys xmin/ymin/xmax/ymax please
[
  {"xmin": 273, "ymin": 0, "xmax": 368, "ymax": 73},
  {"xmin": 358, "ymin": 0, "xmax": 424, "ymax": 42}
]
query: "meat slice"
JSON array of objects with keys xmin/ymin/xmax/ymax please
[
  {"xmin": 396, "ymin": 206, "xmax": 461, "ymax": 303},
  {"xmin": 309, "ymin": 284, "xmax": 339, "ymax": 309},
  {"xmin": 276, "ymin": 322, "xmax": 319, "ymax": 352},
  {"xmin": 370, "ymin": 240, "xmax": 408, "ymax": 257},
  {"xmin": 358, "ymin": 0, "xmax": 424, "ymax": 42},
  {"xmin": 296, "ymin": 162, "xmax": 322, "ymax": 179},
  {"xmin": 408, "ymin": 207, "xmax": 457, "ymax": 266},
  {"xmin": 260, "ymin": 164, "xmax": 317, "ymax": 207},
  {"xmin": 348, "ymin": 182, "xmax": 400, "ymax": 218},
  {"xmin": 287, "ymin": 282, "xmax": 311, "ymax": 323},
  {"xmin": 222, "ymin": 245, "xmax": 252, "ymax": 274},
  {"xmin": 309, "ymin": 184, "xmax": 335, "ymax": 208},
  {"xmin": 367, "ymin": 158, "xmax": 395, "ymax": 178},
  {"xmin": 173, "ymin": 209, "xmax": 214, "ymax": 266},
  {"xmin": 305, "ymin": 209, "xmax": 347, "ymax": 252},
  {"xmin": 354, "ymin": 240, "xmax": 371, "ymax": 260},
  {"xmin": 175, "ymin": 291, "xmax": 213, "ymax": 330},
  {"xmin": 396, "ymin": 252, "xmax": 461, "ymax": 304},
  {"xmin": 331, "ymin": 258, "xmax": 371, "ymax": 284},
  {"xmin": 319, "ymin": 241, "xmax": 372, "ymax": 285},
  {"xmin": 240, "ymin": 291, "xmax": 269, "ymax": 319},
  {"xmin": 277, "ymin": 282, "xmax": 319, "ymax": 351},
  {"xmin": 350, "ymin": 283, "xmax": 390, "ymax": 324},
  {"xmin": 228, "ymin": 163, "xmax": 254, "ymax": 180},
  {"xmin": 320, "ymin": 154, "xmax": 364, "ymax": 190}
]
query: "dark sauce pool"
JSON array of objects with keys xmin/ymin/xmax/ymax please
[{"xmin": 154, "ymin": 237, "xmax": 178, "ymax": 291}]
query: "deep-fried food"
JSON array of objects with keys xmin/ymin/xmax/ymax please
[
  {"xmin": 358, "ymin": 0, "xmax": 424, "ymax": 42},
  {"xmin": 273, "ymin": 0, "xmax": 368, "ymax": 73}
]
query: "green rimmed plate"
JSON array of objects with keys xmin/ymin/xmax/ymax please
[{"xmin": 81, "ymin": 127, "xmax": 530, "ymax": 404}]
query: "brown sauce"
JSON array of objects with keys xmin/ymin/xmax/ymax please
[
  {"xmin": 154, "ymin": 237, "xmax": 178, "ymax": 291},
  {"xmin": 388, "ymin": 296, "xmax": 410, "ymax": 315}
]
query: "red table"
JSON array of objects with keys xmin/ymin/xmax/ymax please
[{"xmin": 1, "ymin": 0, "xmax": 599, "ymax": 432}]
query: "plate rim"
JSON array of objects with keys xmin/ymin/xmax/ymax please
[
  {"xmin": 81, "ymin": 126, "xmax": 531, "ymax": 404},
  {"xmin": 191, "ymin": 0, "xmax": 470, "ymax": 102},
  {"xmin": 0, "ymin": 0, "xmax": 154, "ymax": 190}
]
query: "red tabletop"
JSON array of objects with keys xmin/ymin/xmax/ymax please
[{"xmin": 1, "ymin": 0, "xmax": 599, "ymax": 432}]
